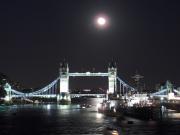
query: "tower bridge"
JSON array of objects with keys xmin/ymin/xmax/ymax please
[
  {"xmin": 3, "ymin": 61, "xmax": 135, "ymax": 103},
  {"xmin": 150, "ymin": 80, "xmax": 180, "ymax": 101},
  {"xmin": 3, "ymin": 62, "xmax": 180, "ymax": 104}
]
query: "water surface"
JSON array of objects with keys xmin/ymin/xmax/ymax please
[
  {"xmin": 0, "ymin": 104, "xmax": 116, "ymax": 135},
  {"xmin": 0, "ymin": 104, "xmax": 180, "ymax": 135}
]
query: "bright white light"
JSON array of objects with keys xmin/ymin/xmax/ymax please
[
  {"xmin": 97, "ymin": 17, "xmax": 106, "ymax": 25},
  {"xmin": 110, "ymin": 102, "xmax": 115, "ymax": 108},
  {"xmin": 97, "ymin": 103, "xmax": 101, "ymax": 108},
  {"xmin": 168, "ymin": 92, "xmax": 175, "ymax": 100},
  {"xmin": 67, "ymin": 95, "xmax": 71, "ymax": 101},
  {"xmin": 113, "ymin": 108, "xmax": 116, "ymax": 113},
  {"xmin": 4, "ymin": 96, "xmax": 10, "ymax": 102},
  {"xmin": 96, "ymin": 113, "xmax": 103, "ymax": 119},
  {"xmin": 83, "ymin": 89, "xmax": 91, "ymax": 92},
  {"xmin": 86, "ymin": 72, "xmax": 91, "ymax": 75},
  {"xmin": 47, "ymin": 104, "xmax": 51, "ymax": 110},
  {"xmin": 111, "ymin": 130, "xmax": 119, "ymax": 135},
  {"xmin": 60, "ymin": 78, "xmax": 69, "ymax": 93}
]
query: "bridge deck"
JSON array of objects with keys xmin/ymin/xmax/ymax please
[
  {"xmin": 12, "ymin": 94, "xmax": 106, "ymax": 98},
  {"xmin": 69, "ymin": 72, "xmax": 109, "ymax": 77}
]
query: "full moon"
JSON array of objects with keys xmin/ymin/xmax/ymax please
[{"xmin": 97, "ymin": 17, "xmax": 106, "ymax": 26}]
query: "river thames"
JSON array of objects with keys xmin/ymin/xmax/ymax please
[{"xmin": 0, "ymin": 104, "xmax": 180, "ymax": 135}]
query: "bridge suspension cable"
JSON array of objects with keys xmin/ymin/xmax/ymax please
[
  {"xmin": 117, "ymin": 76, "xmax": 135, "ymax": 95},
  {"xmin": 5, "ymin": 77, "xmax": 59, "ymax": 98}
]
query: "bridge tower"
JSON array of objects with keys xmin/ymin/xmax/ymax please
[
  {"xmin": 108, "ymin": 62, "xmax": 117, "ymax": 97},
  {"xmin": 58, "ymin": 61, "xmax": 71, "ymax": 103},
  {"xmin": 166, "ymin": 80, "xmax": 173, "ymax": 94},
  {"xmin": 3, "ymin": 83, "xmax": 12, "ymax": 103}
]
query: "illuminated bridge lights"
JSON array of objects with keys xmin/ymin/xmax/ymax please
[
  {"xmin": 3, "ymin": 62, "xmax": 136, "ymax": 101},
  {"xmin": 68, "ymin": 72, "xmax": 109, "ymax": 77}
]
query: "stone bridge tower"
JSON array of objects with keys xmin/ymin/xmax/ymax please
[
  {"xmin": 108, "ymin": 62, "xmax": 117, "ymax": 95},
  {"xmin": 58, "ymin": 61, "xmax": 70, "ymax": 103}
]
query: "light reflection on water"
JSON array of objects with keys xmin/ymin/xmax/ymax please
[
  {"xmin": 0, "ymin": 104, "xmax": 116, "ymax": 135},
  {"xmin": 168, "ymin": 113, "xmax": 180, "ymax": 118},
  {"xmin": 0, "ymin": 105, "xmax": 180, "ymax": 135},
  {"xmin": 96, "ymin": 112, "xmax": 103, "ymax": 119}
]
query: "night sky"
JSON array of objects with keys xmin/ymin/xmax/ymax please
[{"xmin": 0, "ymin": 0, "xmax": 180, "ymax": 90}]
